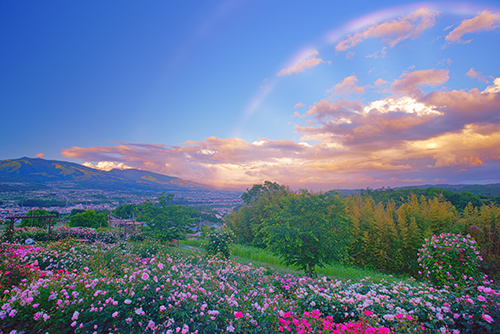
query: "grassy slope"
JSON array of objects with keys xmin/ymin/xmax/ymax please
[{"xmin": 179, "ymin": 240, "xmax": 412, "ymax": 284}]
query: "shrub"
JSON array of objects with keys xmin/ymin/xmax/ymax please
[
  {"xmin": 203, "ymin": 227, "xmax": 234, "ymax": 259},
  {"xmin": 417, "ymin": 233, "xmax": 485, "ymax": 290}
]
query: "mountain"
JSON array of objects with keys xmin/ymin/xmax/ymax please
[{"xmin": 0, "ymin": 157, "xmax": 212, "ymax": 191}]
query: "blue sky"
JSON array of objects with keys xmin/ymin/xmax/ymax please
[{"xmin": 1, "ymin": 1, "xmax": 500, "ymax": 190}]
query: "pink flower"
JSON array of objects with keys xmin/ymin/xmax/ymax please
[
  {"xmin": 364, "ymin": 310, "xmax": 372, "ymax": 317},
  {"xmin": 234, "ymin": 311, "xmax": 244, "ymax": 318},
  {"xmin": 482, "ymin": 314, "xmax": 494, "ymax": 323},
  {"xmin": 141, "ymin": 272, "xmax": 149, "ymax": 280}
]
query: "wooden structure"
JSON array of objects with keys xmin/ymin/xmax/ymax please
[
  {"xmin": 5, "ymin": 214, "xmax": 58, "ymax": 242},
  {"xmin": 108, "ymin": 214, "xmax": 144, "ymax": 235}
]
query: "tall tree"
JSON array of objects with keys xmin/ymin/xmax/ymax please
[
  {"xmin": 68, "ymin": 209, "xmax": 107, "ymax": 229},
  {"xmin": 263, "ymin": 190, "xmax": 352, "ymax": 277}
]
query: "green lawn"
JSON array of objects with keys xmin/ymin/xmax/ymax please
[{"xmin": 179, "ymin": 239, "xmax": 412, "ymax": 283}]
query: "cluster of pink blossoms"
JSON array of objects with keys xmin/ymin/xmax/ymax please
[{"xmin": 278, "ymin": 309, "xmax": 391, "ymax": 334}]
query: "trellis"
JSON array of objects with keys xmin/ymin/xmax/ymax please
[{"xmin": 4, "ymin": 214, "xmax": 57, "ymax": 242}]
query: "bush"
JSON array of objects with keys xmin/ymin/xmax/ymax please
[
  {"xmin": 203, "ymin": 227, "xmax": 234, "ymax": 259},
  {"xmin": 417, "ymin": 233, "xmax": 485, "ymax": 290}
]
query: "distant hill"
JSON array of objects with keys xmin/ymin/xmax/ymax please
[
  {"xmin": 396, "ymin": 183, "xmax": 500, "ymax": 197},
  {"xmin": 0, "ymin": 157, "xmax": 213, "ymax": 191}
]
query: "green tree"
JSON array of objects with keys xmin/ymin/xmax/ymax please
[
  {"xmin": 113, "ymin": 204, "xmax": 139, "ymax": 219},
  {"xmin": 138, "ymin": 193, "xmax": 194, "ymax": 242},
  {"xmin": 263, "ymin": 190, "xmax": 352, "ymax": 277},
  {"xmin": 231, "ymin": 181, "xmax": 290, "ymax": 246},
  {"xmin": 20, "ymin": 209, "xmax": 54, "ymax": 228},
  {"xmin": 68, "ymin": 209, "xmax": 107, "ymax": 229}
]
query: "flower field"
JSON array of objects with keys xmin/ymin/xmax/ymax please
[{"xmin": 1, "ymin": 235, "xmax": 499, "ymax": 333}]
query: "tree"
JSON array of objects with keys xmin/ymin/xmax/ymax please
[
  {"xmin": 263, "ymin": 190, "xmax": 352, "ymax": 277},
  {"xmin": 20, "ymin": 209, "xmax": 54, "ymax": 228},
  {"xmin": 138, "ymin": 193, "xmax": 194, "ymax": 242},
  {"xmin": 68, "ymin": 209, "xmax": 107, "ymax": 229},
  {"xmin": 230, "ymin": 181, "xmax": 290, "ymax": 246},
  {"xmin": 113, "ymin": 204, "xmax": 139, "ymax": 219}
]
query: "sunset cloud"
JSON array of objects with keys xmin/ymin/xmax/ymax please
[
  {"xmin": 391, "ymin": 69, "xmax": 449, "ymax": 96},
  {"xmin": 329, "ymin": 75, "xmax": 366, "ymax": 96},
  {"xmin": 35, "ymin": 152, "xmax": 44, "ymax": 158},
  {"xmin": 466, "ymin": 68, "xmax": 490, "ymax": 83},
  {"xmin": 277, "ymin": 50, "xmax": 324, "ymax": 76},
  {"xmin": 83, "ymin": 161, "xmax": 134, "ymax": 171},
  {"xmin": 445, "ymin": 10, "xmax": 500, "ymax": 44},
  {"xmin": 422, "ymin": 77, "xmax": 500, "ymax": 122},
  {"xmin": 336, "ymin": 7, "xmax": 439, "ymax": 51}
]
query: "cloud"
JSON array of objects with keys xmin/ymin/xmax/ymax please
[
  {"xmin": 406, "ymin": 124, "xmax": 500, "ymax": 168},
  {"xmin": 422, "ymin": 77, "xmax": 500, "ymax": 123},
  {"xmin": 466, "ymin": 68, "xmax": 490, "ymax": 83},
  {"xmin": 365, "ymin": 47, "xmax": 387, "ymax": 59},
  {"xmin": 35, "ymin": 152, "xmax": 44, "ymax": 158},
  {"xmin": 391, "ymin": 69, "xmax": 449, "ymax": 96},
  {"xmin": 445, "ymin": 10, "xmax": 500, "ymax": 44},
  {"xmin": 374, "ymin": 78, "xmax": 388, "ymax": 86},
  {"xmin": 82, "ymin": 161, "xmax": 134, "ymax": 171},
  {"xmin": 294, "ymin": 102, "xmax": 306, "ymax": 108},
  {"xmin": 328, "ymin": 75, "xmax": 366, "ymax": 96},
  {"xmin": 336, "ymin": 7, "xmax": 439, "ymax": 51},
  {"xmin": 61, "ymin": 72, "xmax": 500, "ymax": 190},
  {"xmin": 277, "ymin": 50, "xmax": 324, "ymax": 76}
]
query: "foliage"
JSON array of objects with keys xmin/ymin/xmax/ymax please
[
  {"xmin": 112, "ymin": 192, "xmax": 212, "ymax": 242},
  {"xmin": 264, "ymin": 190, "xmax": 353, "ymax": 277},
  {"xmin": 345, "ymin": 193, "xmax": 460, "ymax": 275},
  {"xmin": 450, "ymin": 203, "xmax": 500, "ymax": 281},
  {"xmin": 226, "ymin": 181, "xmax": 291, "ymax": 247},
  {"xmin": 203, "ymin": 227, "xmax": 235, "ymax": 259},
  {"xmin": 68, "ymin": 209, "xmax": 108, "ymax": 229},
  {"xmin": 0, "ymin": 226, "xmax": 118, "ymax": 244},
  {"xmin": 139, "ymin": 193, "xmax": 194, "ymax": 242},
  {"xmin": 361, "ymin": 186, "xmax": 483, "ymax": 212},
  {"xmin": 418, "ymin": 233, "xmax": 485, "ymax": 290},
  {"xmin": 20, "ymin": 209, "xmax": 56, "ymax": 228}
]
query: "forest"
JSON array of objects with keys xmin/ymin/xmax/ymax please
[{"xmin": 226, "ymin": 181, "xmax": 500, "ymax": 280}]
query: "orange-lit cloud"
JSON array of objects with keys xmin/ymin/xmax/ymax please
[
  {"xmin": 466, "ymin": 68, "xmax": 490, "ymax": 83},
  {"xmin": 445, "ymin": 10, "xmax": 500, "ymax": 44},
  {"xmin": 336, "ymin": 7, "xmax": 439, "ymax": 51},
  {"xmin": 35, "ymin": 152, "xmax": 44, "ymax": 158},
  {"xmin": 83, "ymin": 161, "xmax": 134, "ymax": 171},
  {"xmin": 62, "ymin": 74, "xmax": 500, "ymax": 190},
  {"xmin": 277, "ymin": 50, "xmax": 324, "ymax": 76},
  {"xmin": 294, "ymin": 102, "xmax": 306, "ymax": 108},
  {"xmin": 329, "ymin": 75, "xmax": 366, "ymax": 96},
  {"xmin": 391, "ymin": 68, "xmax": 449, "ymax": 96},
  {"xmin": 422, "ymin": 78, "xmax": 500, "ymax": 120}
]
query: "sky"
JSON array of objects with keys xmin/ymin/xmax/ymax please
[{"xmin": 1, "ymin": 1, "xmax": 500, "ymax": 190}]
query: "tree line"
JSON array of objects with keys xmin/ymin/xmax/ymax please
[
  {"xmin": 21, "ymin": 193, "xmax": 222, "ymax": 242},
  {"xmin": 226, "ymin": 182, "xmax": 500, "ymax": 279}
]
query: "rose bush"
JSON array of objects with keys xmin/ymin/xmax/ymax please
[{"xmin": 417, "ymin": 233, "xmax": 485, "ymax": 290}]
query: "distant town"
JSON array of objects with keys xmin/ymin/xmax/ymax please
[{"xmin": 0, "ymin": 181, "xmax": 243, "ymax": 221}]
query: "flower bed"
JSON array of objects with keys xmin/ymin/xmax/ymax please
[{"xmin": 0, "ymin": 240, "xmax": 498, "ymax": 333}]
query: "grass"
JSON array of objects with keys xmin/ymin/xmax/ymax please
[
  {"xmin": 165, "ymin": 239, "xmax": 413, "ymax": 284},
  {"xmin": 231, "ymin": 243, "xmax": 413, "ymax": 283}
]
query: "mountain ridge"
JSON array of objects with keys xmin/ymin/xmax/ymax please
[{"xmin": 0, "ymin": 157, "xmax": 213, "ymax": 191}]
